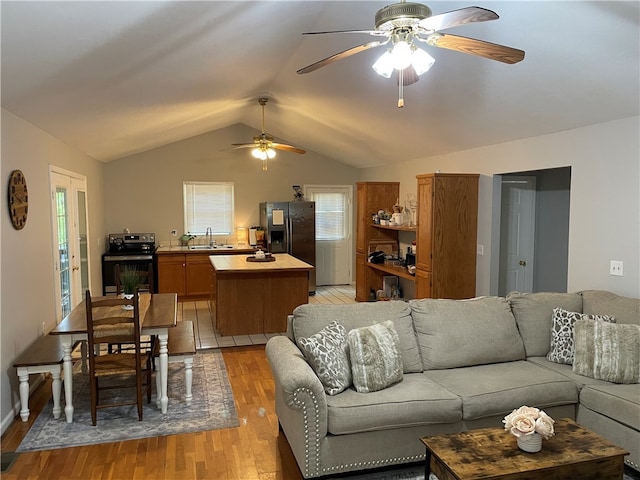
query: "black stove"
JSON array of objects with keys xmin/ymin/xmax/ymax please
[{"xmin": 102, "ymin": 233, "xmax": 156, "ymax": 294}]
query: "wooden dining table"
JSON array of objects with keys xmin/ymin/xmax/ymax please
[{"xmin": 49, "ymin": 292, "xmax": 177, "ymax": 423}]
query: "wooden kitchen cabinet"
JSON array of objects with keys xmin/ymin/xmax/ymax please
[
  {"xmin": 415, "ymin": 173, "xmax": 479, "ymax": 299},
  {"xmin": 185, "ymin": 254, "xmax": 213, "ymax": 297},
  {"xmin": 157, "ymin": 254, "xmax": 186, "ymax": 296},
  {"xmin": 157, "ymin": 252, "xmax": 212, "ymax": 299}
]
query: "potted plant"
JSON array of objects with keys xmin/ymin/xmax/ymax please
[{"xmin": 119, "ymin": 266, "xmax": 139, "ymax": 309}]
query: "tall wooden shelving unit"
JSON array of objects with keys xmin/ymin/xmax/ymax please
[
  {"xmin": 415, "ymin": 173, "xmax": 479, "ymax": 299},
  {"xmin": 355, "ymin": 174, "xmax": 479, "ymax": 302}
]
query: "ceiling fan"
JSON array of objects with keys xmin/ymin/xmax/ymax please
[
  {"xmin": 297, "ymin": 2, "xmax": 525, "ymax": 107},
  {"xmin": 230, "ymin": 97, "xmax": 305, "ymax": 171}
]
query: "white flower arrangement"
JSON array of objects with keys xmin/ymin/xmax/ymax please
[{"xmin": 503, "ymin": 406, "xmax": 555, "ymax": 440}]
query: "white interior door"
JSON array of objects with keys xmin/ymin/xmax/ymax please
[
  {"xmin": 304, "ymin": 185, "xmax": 352, "ymax": 286},
  {"xmin": 50, "ymin": 167, "xmax": 91, "ymax": 323},
  {"xmin": 499, "ymin": 176, "xmax": 536, "ymax": 295}
]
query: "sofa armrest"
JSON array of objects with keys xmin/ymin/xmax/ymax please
[{"xmin": 266, "ymin": 335, "xmax": 328, "ymax": 437}]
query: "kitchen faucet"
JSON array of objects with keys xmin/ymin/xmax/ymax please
[{"xmin": 206, "ymin": 227, "xmax": 215, "ymax": 247}]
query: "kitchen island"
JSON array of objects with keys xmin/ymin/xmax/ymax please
[{"xmin": 210, "ymin": 253, "xmax": 313, "ymax": 336}]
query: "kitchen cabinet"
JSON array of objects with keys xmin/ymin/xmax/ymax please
[
  {"xmin": 415, "ymin": 173, "xmax": 479, "ymax": 299},
  {"xmin": 157, "ymin": 254, "xmax": 186, "ymax": 297},
  {"xmin": 157, "ymin": 252, "xmax": 212, "ymax": 299}
]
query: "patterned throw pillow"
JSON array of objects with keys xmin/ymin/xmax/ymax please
[
  {"xmin": 297, "ymin": 321, "xmax": 351, "ymax": 395},
  {"xmin": 547, "ymin": 308, "xmax": 616, "ymax": 364},
  {"xmin": 348, "ymin": 321, "xmax": 403, "ymax": 393}
]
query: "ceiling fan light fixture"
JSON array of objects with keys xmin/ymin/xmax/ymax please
[
  {"xmin": 411, "ymin": 46, "xmax": 435, "ymax": 75},
  {"xmin": 372, "ymin": 50, "xmax": 395, "ymax": 78},
  {"xmin": 391, "ymin": 40, "xmax": 413, "ymax": 70},
  {"xmin": 251, "ymin": 147, "xmax": 276, "ymax": 160}
]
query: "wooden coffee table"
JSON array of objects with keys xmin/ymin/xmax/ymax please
[{"xmin": 420, "ymin": 418, "xmax": 628, "ymax": 480}]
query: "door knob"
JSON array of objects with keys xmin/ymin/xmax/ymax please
[
  {"xmin": 72, "ymin": 266, "xmax": 79, "ymax": 271},
  {"xmin": 519, "ymin": 260, "xmax": 527, "ymax": 267}
]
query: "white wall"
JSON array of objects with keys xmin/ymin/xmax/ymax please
[
  {"xmin": 359, "ymin": 116, "xmax": 640, "ymax": 298},
  {"xmin": 0, "ymin": 108, "xmax": 105, "ymax": 433},
  {"xmin": 103, "ymin": 123, "xmax": 360, "ymax": 245}
]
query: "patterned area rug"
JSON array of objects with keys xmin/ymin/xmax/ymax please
[{"xmin": 17, "ymin": 350, "xmax": 238, "ymax": 452}]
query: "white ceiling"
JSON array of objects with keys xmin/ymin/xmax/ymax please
[{"xmin": 2, "ymin": 1, "xmax": 638, "ymax": 169}]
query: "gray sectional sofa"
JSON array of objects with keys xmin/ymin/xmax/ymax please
[{"xmin": 265, "ymin": 290, "xmax": 640, "ymax": 478}]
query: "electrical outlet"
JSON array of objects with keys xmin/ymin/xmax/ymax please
[
  {"xmin": 477, "ymin": 244, "xmax": 484, "ymax": 256},
  {"xmin": 610, "ymin": 260, "xmax": 623, "ymax": 276}
]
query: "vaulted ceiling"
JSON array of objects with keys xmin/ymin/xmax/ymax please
[{"xmin": 2, "ymin": 1, "xmax": 638, "ymax": 168}]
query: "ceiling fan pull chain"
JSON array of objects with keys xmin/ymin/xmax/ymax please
[{"xmin": 398, "ymin": 69, "xmax": 405, "ymax": 108}]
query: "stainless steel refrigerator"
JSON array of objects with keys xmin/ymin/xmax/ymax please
[{"xmin": 260, "ymin": 201, "xmax": 316, "ymax": 294}]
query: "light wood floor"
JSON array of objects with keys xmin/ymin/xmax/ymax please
[{"xmin": 1, "ymin": 285, "xmax": 356, "ymax": 480}]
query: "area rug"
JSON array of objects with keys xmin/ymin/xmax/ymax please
[{"xmin": 17, "ymin": 350, "xmax": 238, "ymax": 452}]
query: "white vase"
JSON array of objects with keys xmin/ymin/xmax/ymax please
[
  {"xmin": 121, "ymin": 293, "xmax": 134, "ymax": 310},
  {"xmin": 517, "ymin": 433, "xmax": 542, "ymax": 453}
]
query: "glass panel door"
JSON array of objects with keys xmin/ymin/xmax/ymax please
[{"xmin": 50, "ymin": 168, "xmax": 91, "ymax": 323}]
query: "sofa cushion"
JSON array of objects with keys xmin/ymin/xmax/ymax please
[
  {"xmin": 348, "ymin": 321, "xmax": 403, "ymax": 393},
  {"xmin": 573, "ymin": 319, "xmax": 640, "ymax": 384},
  {"xmin": 547, "ymin": 308, "xmax": 616, "ymax": 365},
  {"xmin": 410, "ymin": 296, "xmax": 525, "ymax": 370},
  {"xmin": 580, "ymin": 384, "xmax": 640, "ymax": 431},
  {"xmin": 507, "ymin": 291, "xmax": 583, "ymax": 357},
  {"xmin": 291, "ymin": 302, "xmax": 423, "ymax": 373},
  {"xmin": 424, "ymin": 361, "xmax": 578, "ymax": 421},
  {"xmin": 526, "ymin": 357, "xmax": 613, "ymax": 389},
  {"xmin": 581, "ymin": 290, "xmax": 640, "ymax": 326},
  {"xmin": 297, "ymin": 321, "xmax": 352, "ymax": 395},
  {"xmin": 326, "ymin": 373, "xmax": 462, "ymax": 435}
]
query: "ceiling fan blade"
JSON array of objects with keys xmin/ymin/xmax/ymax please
[
  {"xmin": 418, "ymin": 6, "xmax": 498, "ymax": 32},
  {"xmin": 426, "ymin": 33, "xmax": 525, "ymax": 64},
  {"xmin": 272, "ymin": 143, "xmax": 306, "ymax": 154},
  {"xmin": 303, "ymin": 29, "xmax": 384, "ymax": 36},
  {"xmin": 297, "ymin": 39, "xmax": 388, "ymax": 74},
  {"xmin": 229, "ymin": 143, "xmax": 256, "ymax": 149},
  {"xmin": 397, "ymin": 65, "xmax": 419, "ymax": 87}
]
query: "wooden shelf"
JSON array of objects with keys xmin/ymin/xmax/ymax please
[
  {"xmin": 367, "ymin": 262, "xmax": 416, "ymax": 282},
  {"xmin": 371, "ymin": 224, "xmax": 416, "ymax": 232}
]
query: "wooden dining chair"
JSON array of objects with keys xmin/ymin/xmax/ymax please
[
  {"xmin": 85, "ymin": 289, "xmax": 152, "ymax": 426},
  {"xmin": 112, "ymin": 263, "xmax": 156, "ymax": 364}
]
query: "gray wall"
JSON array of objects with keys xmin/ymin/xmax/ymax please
[
  {"xmin": 359, "ymin": 116, "xmax": 640, "ymax": 299},
  {"xmin": 103, "ymin": 123, "xmax": 360, "ymax": 246},
  {"xmin": 1, "ymin": 108, "xmax": 106, "ymax": 433}
]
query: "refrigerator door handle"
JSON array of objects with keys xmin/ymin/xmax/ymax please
[{"xmin": 287, "ymin": 216, "xmax": 292, "ymax": 253}]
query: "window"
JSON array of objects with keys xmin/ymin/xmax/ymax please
[
  {"xmin": 314, "ymin": 192, "xmax": 346, "ymax": 240},
  {"xmin": 183, "ymin": 182, "xmax": 234, "ymax": 235}
]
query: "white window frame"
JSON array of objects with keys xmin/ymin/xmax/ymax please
[{"xmin": 183, "ymin": 181, "xmax": 234, "ymax": 235}]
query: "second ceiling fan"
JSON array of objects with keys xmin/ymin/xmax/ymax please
[
  {"xmin": 297, "ymin": 2, "xmax": 525, "ymax": 107},
  {"xmin": 231, "ymin": 98, "xmax": 305, "ymax": 171}
]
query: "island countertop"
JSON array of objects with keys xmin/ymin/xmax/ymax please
[{"xmin": 209, "ymin": 253, "xmax": 313, "ymax": 272}]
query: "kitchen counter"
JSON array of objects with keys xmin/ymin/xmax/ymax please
[
  {"xmin": 210, "ymin": 253, "xmax": 313, "ymax": 336},
  {"xmin": 155, "ymin": 245, "xmax": 256, "ymax": 254}
]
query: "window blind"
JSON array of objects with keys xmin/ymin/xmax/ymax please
[
  {"xmin": 315, "ymin": 192, "xmax": 345, "ymax": 240},
  {"xmin": 183, "ymin": 182, "xmax": 234, "ymax": 235}
]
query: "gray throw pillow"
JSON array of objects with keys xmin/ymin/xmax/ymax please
[
  {"xmin": 347, "ymin": 320, "xmax": 403, "ymax": 393},
  {"xmin": 573, "ymin": 319, "xmax": 640, "ymax": 384},
  {"xmin": 547, "ymin": 308, "xmax": 616, "ymax": 364},
  {"xmin": 297, "ymin": 321, "xmax": 351, "ymax": 395}
]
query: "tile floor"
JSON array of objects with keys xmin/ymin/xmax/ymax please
[{"xmin": 181, "ymin": 284, "xmax": 357, "ymax": 349}]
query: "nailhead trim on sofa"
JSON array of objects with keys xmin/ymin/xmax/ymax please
[{"xmin": 293, "ymin": 387, "xmax": 321, "ymax": 477}]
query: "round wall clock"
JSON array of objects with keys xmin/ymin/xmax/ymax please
[{"xmin": 8, "ymin": 169, "xmax": 28, "ymax": 230}]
